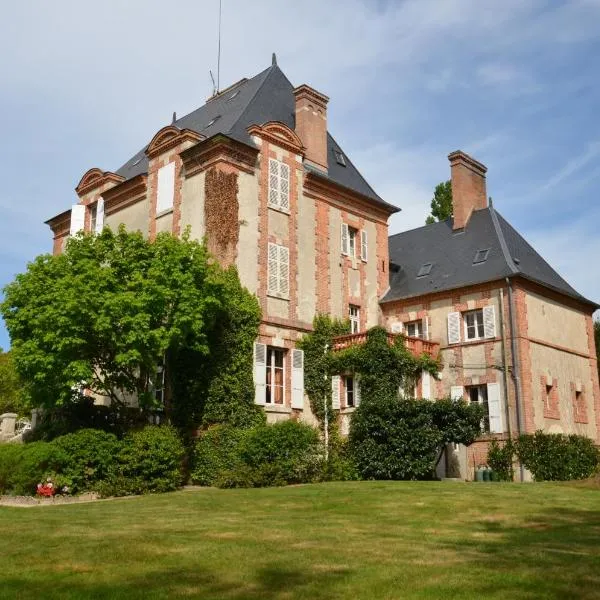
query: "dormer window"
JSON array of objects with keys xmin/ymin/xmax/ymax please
[
  {"xmin": 473, "ymin": 249, "xmax": 490, "ymax": 264},
  {"xmin": 334, "ymin": 150, "xmax": 346, "ymax": 166}
]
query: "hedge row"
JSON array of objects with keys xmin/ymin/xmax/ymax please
[{"xmin": 0, "ymin": 426, "xmax": 184, "ymax": 496}]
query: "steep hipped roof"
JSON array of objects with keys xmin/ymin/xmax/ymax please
[
  {"xmin": 383, "ymin": 205, "xmax": 597, "ymax": 307},
  {"xmin": 115, "ymin": 63, "xmax": 387, "ymax": 206}
]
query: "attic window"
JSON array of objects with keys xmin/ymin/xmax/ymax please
[
  {"xmin": 205, "ymin": 115, "xmax": 221, "ymax": 128},
  {"xmin": 334, "ymin": 150, "xmax": 346, "ymax": 167},
  {"xmin": 417, "ymin": 263, "xmax": 433, "ymax": 277},
  {"xmin": 228, "ymin": 90, "xmax": 240, "ymax": 100},
  {"xmin": 473, "ymin": 249, "xmax": 490, "ymax": 264}
]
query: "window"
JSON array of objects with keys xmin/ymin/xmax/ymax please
[
  {"xmin": 473, "ymin": 249, "xmax": 490, "ymax": 264},
  {"xmin": 334, "ymin": 150, "xmax": 346, "ymax": 166},
  {"xmin": 349, "ymin": 305, "xmax": 360, "ymax": 334},
  {"xmin": 156, "ymin": 162, "xmax": 176, "ymax": 213},
  {"xmin": 345, "ymin": 376, "xmax": 355, "ymax": 407},
  {"xmin": 90, "ymin": 203, "xmax": 97, "ymax": 233},
  {"xmin": 417, "ymin": 263, "xmax": 433, "ymax": 277},
  {"xmin": 544, "ymin": 384, "xmax": 553, "ymax": 412},
  {"xmin": 405, "ymin": 320, "xmax": 423, "ymax": 339},
  {"xmin": 268, "ymin": 158, "xmax": 290, "ymax": 211},
  {"xmin": 348, "ymin": 227, "xmax": 358, "ymax": 257},
  {"xmin": 467, "ymin": 385, "xmax": 490, "ymax": 432},
  {"xmin": 464, "ymin": 309, "xmax": 485, "ymax": 340},
  {"xmin": 266, "ymin": 347, "xmax": 285, "ymax": 404},
  {"xmin": 267, "ymin": 243, "xmax": 289, "ymax": 298}
]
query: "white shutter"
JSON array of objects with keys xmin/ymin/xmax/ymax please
[
  {"xmin": 69, "ymin": 204, "xmax": 85, "ymax": 236},
  {"xmin": 156, "ymin": 161, "xmax": 176, "ymax": 213},
  {"xmin": 95, "ymin": 197, "xmax": 105, "ymax": 234},
  {"xmin": 279, "ymin": 162, "xmax": 290, "ymax": 210},
  {"xmin": 422, "ymin": 316, "xmax": 429, "ymax": 340},
  {"xmin": 341, "ymin": 223, "xmax": 349, "ymax": 255},
  {"xmin": 487, "ymin": 382, "xmax": 503, "ymax": 433},
  {"xmin": 450, "ymin": 386, "xmax": 464, "ymax": 401},
  {"xmin": 291, "ymin": 349, "xmax": 304, "ymax": 409},
  {"xmin": 354, "ymin": 376, "xmax": 361, "ymax": 407},
  {"xmin": 422, "ymin": 371, "xmax": 432, "ymax": 400},
  {"xmin": 267, "ymin": 243, "xmax": 279, "ymax": 295},
  {"xmin": 391, "ymin": 322, "xmax": 403, "ymax": 334},
  {"xmin": 268, "ymin": 159, "xmax": 279, "ymax": 207},
  {"xmin": 447, "ymin": 312, "xmax": 461, "ymax": 344},
  {"xmin": 331, "ymin": 375, "xmax": 341, "ymax": 410},
  {"xmin": 483, "ymin": 306, "xmax": 496, "ymax": 339},
  {"xmin": 279, "ymin": 245, "xmax": 289, "ymax": 298},
  {"xmin": 253, "ymin": 343, "xmax": 267, "ymax": 405},
  {"xmin": 360, "ymin": 230, "xmax": 368, "ymax": 262}
]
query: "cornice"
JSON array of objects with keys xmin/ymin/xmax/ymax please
[
  {"xmin": 146, "ymin": 126, "xmax": 204, "ymax": 160},
  {"xmin": 45, "ymin": 209, "xmax": 71, "ymax": 236},
  {"xmin": 103, "ymin": 174, "xmax": 148, "ymax": 216},
  {"xmin": 247, "ymin": 121, "xmax": 305, "ymax": 156},
  {"xmin": 76, "ymin": 168, "xmax": 125, "ymax": 197}
]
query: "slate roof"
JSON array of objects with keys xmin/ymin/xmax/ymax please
[
  {"xmin": 115, "ymin": 63, "xmax": 390, "ymax": 207},
  {"xmin": 383, "ymin": 205, "xmax": 597, "ymax": 307}
]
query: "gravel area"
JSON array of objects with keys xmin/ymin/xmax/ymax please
[{"xmin": 0, "ymin": 493, "xmax": 99, "ymax": 507}]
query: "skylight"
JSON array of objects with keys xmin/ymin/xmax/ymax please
[
  {"xmin": 132, "ymin": 157, "xmax": 143, "ymax": 166},
  {"xmin": 205, "ymin": 115, "xmax": 221, "ymax": 128},
  {"xmin": 417, "ymin": 263, "xmax": 433, "ymax": 277},
  {"xmin": 334, "ymin": 150, "xmax": 346, "ymax": 167},
  {"xmin": 228, "ymin": 90, "xmax": 240, "ymax": 101},
  {"xmin": 473, "ymin": 249, "xmax": 490, "ymax": 264}
]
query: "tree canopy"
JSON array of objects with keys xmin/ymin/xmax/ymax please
[
  {"xmin": 425, "ymin": 180, "xmax": 453, "ymax": 224},
  {"xmin": 1, "ymin": 227, "xmax": 262, "ymax": 430},
  {"xmin": 0, "ymin": 349, "xmax": 27, "ymax": 416}
]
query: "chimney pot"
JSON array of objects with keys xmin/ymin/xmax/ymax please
[
  {"xmin": 294, "ymin": 85, "xmax": 329, "ymax": 172},
  {"xmin": 448, "ymin": 150, "xmax": 488, "ymax": 230}
]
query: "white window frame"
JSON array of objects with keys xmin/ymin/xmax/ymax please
[
  {"xmin": 90, "ymin": 203, "xmax": 97, "ymax": 233},
  {"xmin": 464, "ymin": 309, "xmax": 485, "ymax": 341},
  {"xmin": 268, "ymin": 158, "xmax": 290, "ymax": 213},
  {"xmin": 345, "ymin": 375, "xmax": 355, "ymax": 408},
  {"xmin": 267, "ymin": 243, "xmax": 290, "ymax": 299},
  {"xmin": 404, "ymin": 320, "xmax": 423, "ymax": 339},
  {"xmin": 348, "ymin": 226, "xmax": 358, "ymax": 258},
  {"xmin": 265, "ymin": 346, "xmax": 286, "ymax": 405},
  {"xmin": 467, "ymin": 384, "xmax": 490, "ymax": 432},
  {"xmin": 349, "ymin": 305, "xmax": 360, "ymax": 334}
]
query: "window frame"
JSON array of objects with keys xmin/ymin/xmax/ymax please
[
  {"xmin": 467, "ymin": 384, "xmax": 490, "ymax": 433},
  {"xmin": 463, "ymin": 309, "xmax": 485, "ymax": 341},
  {"xmin": 268, "ymin": 158, "xmax": 290, "ymax": 213},
  {"xmin": 345, "ymin": 375, "xmax": 355, "ymax": 408},
  {"xmin": 348, "ymin": 226, "xmax": 358, "ymax": 258},
  {"xmin": 265, "ymin": 346, "xmax": 286, "ymax": 405},
  {"xmin": 267, "ymin": 242, "xmax": 290, "ymax": 299},
  {"xmin": 349, "ymin": 305, "xmax": 360, "ymax": 334},
  {"xmin": 404, "ymin": 320, "xmax": 423, "ymax": 339}
]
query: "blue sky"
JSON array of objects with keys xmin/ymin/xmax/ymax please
[{"xmin": 1, "ymin": 0, "xmax": 599, "ymax": 349}]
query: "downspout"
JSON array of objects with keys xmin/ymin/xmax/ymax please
[
  {"xmin": 506, "ymin": 276, "xmax": 525, "ymax": 482},
  {"xmin": 499, "ymin": 288, "xmax": 512, "ymax": 438}
]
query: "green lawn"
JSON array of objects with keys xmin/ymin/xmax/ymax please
[{"xmin": 1, "ymin": 482, "xmax": 599, "ymax": 599}]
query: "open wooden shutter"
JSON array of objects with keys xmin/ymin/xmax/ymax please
[
  {"xmin": 360, "ymin": 230, "xmax": 368, "ymax": 262},
  {"xmin": 422, "ymin": 371, "xmax": 432, "ymax": 400},
  {"xmin": 355, "ymin": 376, "xmax": 361, "ymax": 407},
  {"xmin": 95, "ymin": 197, "xmax": 105, "ymax": 234},
  {"xmin": 156, "ymin": 161, "xmax": 175, "ymax": 213},
  {"xmin": 447, "ymin": 312, "xmax": 461, "ymax": 344},
  {"xmin": 331, "ymin": 375, "xmax": 341, "ymax": 410},
  {"xmin": 291, "ymin": 349, "xmax": 304, "ymax": 409},
  {"xmin": 279, "ymin": 245, "xmax": 289, "ymax": 298},
  {"xmin": 422, "ymin": 316, "xmax": 429, "ymax": 340},
  {"xmin": 450, "ymin": 386, "xmax": 464, "ymax": 401},
  {"xmin": 341, "ymin": 223, "xmax": 349, "ymax": 255},
  {"xmin": 253, "ymin": 343, "xmax": 266, "ymax": 405},
  {"xmin": 70, "ymin": 204, "xmax": 85, "ymax": 236},
  {"xmin": 487, "ymin": 382, "xmax": 503, "ymax": 433},
  {"xmin": 483, "ymin": 306, "xmax": 496, "ymax": 339},
  {"xmin": 279, "ymin": 162, "xmax": 290, "ymax": 211}
]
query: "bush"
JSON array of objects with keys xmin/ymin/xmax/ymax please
[
  {"xmin": 349, "ymin": 397, "xmax": 483, "ymax": 480},
  {"xmin": 52, "ymin": 429, "xmax": 120, "ymax": 493},
  {"xmin": 515, "ymin": 431, "xmax": 599, "ymax": 481},
  {"xmin": 321, "ymin": 437, "xmax": 360, "ymax": 482},
  {"xmin": 487, "ymin": 439, "xmax": 515, "ymax": 481},
  {"xmin": 190, "ymin": 425, "xmax": 243, "ymax": 487}
]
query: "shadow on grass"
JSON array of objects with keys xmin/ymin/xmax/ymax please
[
  {"xmin": 440, "ymin": 507, "xmax": 600, "ymax": 600},
  {"xmin": 0, "ymin": 565, "xmax": 352, "ymax": 600}
]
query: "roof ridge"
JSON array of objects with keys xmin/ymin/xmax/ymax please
[{"xmin": 489, "ymin": 205, "xmax": 519, "ymax": 275}]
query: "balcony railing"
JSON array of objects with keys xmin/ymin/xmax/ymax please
[{"xmin": 331, "ymin": 332, "xmax": 439, "ymax": 357}]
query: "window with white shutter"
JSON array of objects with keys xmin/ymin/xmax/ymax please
[
  {"xmin": 156, "ymin": 162, "xmax": 176, "ymax": 213},
  {"xmin": 70, "ymin": 204, "xmax": 86, "ymax": 236},
  {"xmin": 253, "ymin": 343, "xmax": 267, "ymax": 405},
  {"xmin": 95, "ymin": 197, "xmax": 105, "ymax": 234},
  {"xmin": 291, "ymin": 349, "xmax": 304, "ymax": 409},
  {"xmin": 422, "ymin": 316, "xmax": 429, "ymax": 340},
  {"xmin": 483, "ymin": 306, "xmax": 496, "ymax": 339},
  {"xmin": 331, "ymin": 375, "xmax": 341, "ymax": 410},
  {"xmin": 341, "ymin": 223, "xmax": 349, "ymax": 255},
  {"xmin": 422, "ymin": 371, "xmax": 432, "ymax": 400},
  {"xmin": 486, "ymin": 382, "xmax": 503, "ymax": 433},
  {"xmin": 267, "ymin": 243, "xmax": 289, "ymax": 299},
  {"xmin": 268, "ymin": 159, "xmax": 290, "ymax": 212},
  {"xmin": 447, "ymin": 312, "xmax": 461, "ymax": 344},
  {"xmin": 391, "ymin": 322, "xmax": 403, "ymax": 334},
  {"xmin": 450, "ymin": 386, "xmax": 464, "ymax": 401},
  {"xmin": 360, "ymin": 230, "xmax": 368, "ymax": 262}
]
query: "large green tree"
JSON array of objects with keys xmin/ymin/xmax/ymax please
[
  {"xmin": 0, "ymin": 349, "xmax": 27, "ymax": 416},
  {"xmin": 425, "ymin": 180, "xmax": 453, "ymax": 224},
  {"xmin": 1, "ymin": 227, "xmax": 261, "ymax": 429}
]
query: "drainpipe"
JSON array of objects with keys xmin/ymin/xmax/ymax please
[
  {"xmin": 499, "ymin": 288, "xmax": 512, "ymax": 438},
  {"xmin": 506, "ymin": 277, "xmax": 525, "ymax": 482}
]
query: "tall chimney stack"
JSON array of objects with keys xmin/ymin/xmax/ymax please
[
  {"xmin": 294, "ymin": 85, "xmax": 329, "ymax": 172},
  {"xmin": 448, "ymin": 150, "xmax": 488, "ymax": 230}
]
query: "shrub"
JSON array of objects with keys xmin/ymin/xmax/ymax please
[
  {"xmin": 52, "ymin": 429, "xmax": 120, "ymax": 493},
  {"xmin": 321, "ymin": 437, "xmax": 360, "ymax": 482},
  {"xmin": 112, "ymin": 425, "xmax": 185, "ymax": 495},
  {"xmin": 190, "ymin": 425, "xmax": 243, "ymax": 487},
  {"xmin": 515, "ymin": 431, "xmax": 599, "ymax": 481},
  {"xmin": 487, "ymin": 439, "xmax": 515, "ymax": 482}
]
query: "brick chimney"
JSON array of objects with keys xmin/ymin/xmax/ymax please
[
  {"xmin": 294, "ymin": 85, "xmax": 329, "ymax": 172},
  {"xmin": 448, "ymin": 150, "xmax": 488, "ymax": 230}
]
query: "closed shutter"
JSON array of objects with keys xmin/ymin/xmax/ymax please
[
  {"xmin": 279, "ymin": 245, "xmax": 289, "ymax": 298},
  {"xmin": 291, "ymin": 349, "xmax": 304, "ymax": 409},
  {"xmin": 156, "ymin": 162, "xmax": 176, "ymax": 213},
  {"xmin": 483, "ymin": 306, "xmax": 496, "ymax": 339},
  {"xmin": 447, "ymin": 312, "xmax": 461, "ymax": 344},
  {"xmin": 450, "ymin": 386, "xmax": 464, "ymax": 401},
  {"xmin": 422, "ymin": 316, "xmax": 429, "ymax": 340},
  {"xmin": 391, "ymin": 322, "xmax": 403, "ymax": 334},
  {"xmin": 487, "ymin": 382, "xmax": 503, "ymax": 433},
  {"xmin": 360, "ymin": 230, "xmax": 368, "ymax": 262},
  {"xmin": 331, "ymin": 375, "xmax": 341, "ymax": 410},
  {"xmin": 341, "ymin": 223, "xmax": 349, "ymax": 255},
  {"xmin": 95, "ymin": 197, "xmax": 105, "ymax": 234},
  {"xmin": 422, "ymin": 371, "xmax": 431, "ymax": 400},
  {"xmin": 253, "ymin": 343, "xmax": 267, "ymax": 405},
  {"xmin": 267, "ymin": 243, "xmax": 278, "ymax": 295},
  {"xmin": 279, "ymin": 162, "xmax": 290, "ymax": 210},
  {"xmin": 355, "ymin": 376, "xmax": 361, "ymax": 407},
  {"xmin": 70, "ymin": 204, "xmax": 86, "ymax": 236},
  {"xmin": 268, "ymin": 159, "xmax": 279, "ymax": 207}
]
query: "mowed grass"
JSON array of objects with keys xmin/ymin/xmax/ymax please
[{"xmin": 1, "ymin": 482, "xmax": 600, "ymax": 599}]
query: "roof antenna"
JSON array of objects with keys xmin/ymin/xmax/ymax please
[
  {"xmin": 209, "ymin": 70, "xmax": 217, "ymax": 96},
  {"xmin": 172, "ymin": 111, "xmax": 177, "ymax": 124},
  {"xmin": 216, "ymin": 0, "xmax": 222, "ymax": 93}
]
